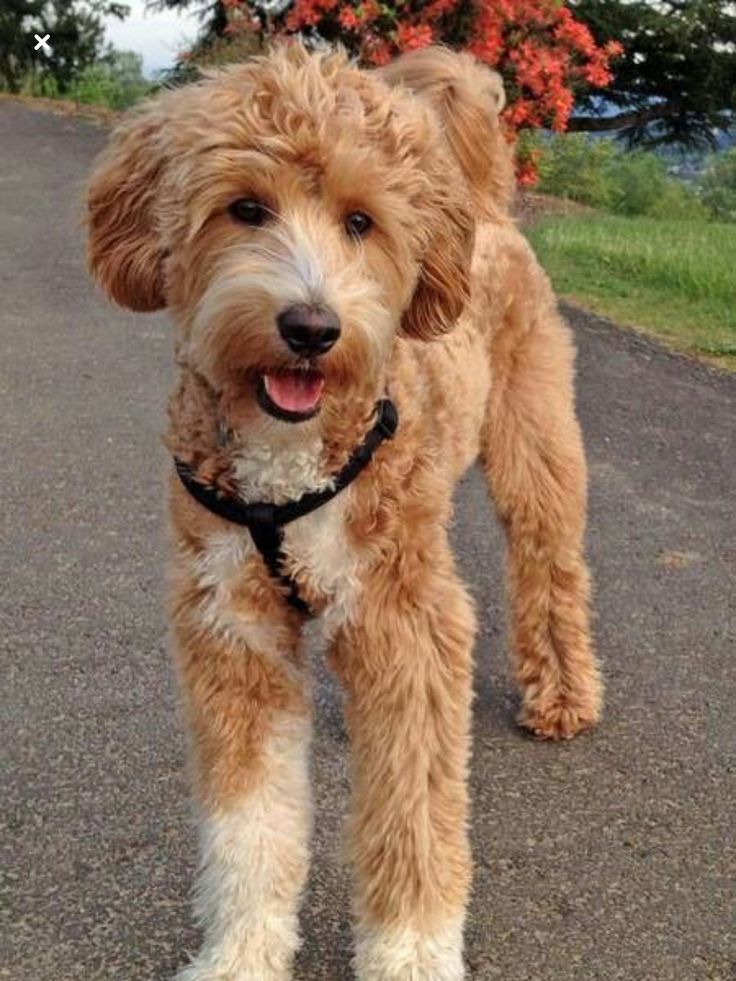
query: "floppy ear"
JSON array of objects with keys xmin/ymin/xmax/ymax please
[
  {"xmin": 379, "ymin": 47, "xmax": 514, "ymax": 218},
  {"xmin": 400, "ymin": 195, "xmax": 475, "ymax": 341},
  {"xmin": 86, "ymin": 103, "xmax": 169, "ymax": 311}
]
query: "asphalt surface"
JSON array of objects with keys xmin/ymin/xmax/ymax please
[{"xmin": 1, "ymin": 102, "xmax": 734, "ymax": 981}]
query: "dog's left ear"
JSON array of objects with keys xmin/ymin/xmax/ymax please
[
  {"xmin": 379, "ymin": 47, "xmax": 513, "ymax": 340},
  {"xmin": 379, "ymin": 46, "xmax": 514, "ymax": 218},
  {"xmin": 400, "ymin": 196, "xmax": 474, "ymax": 341}
]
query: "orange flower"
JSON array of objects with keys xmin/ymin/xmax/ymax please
[
  {"xmin": 339, "ymin": 5, "xmax": 360, "ymax": 28},
  {"xmin": 396, "ymin": 23, "xmax": 434, "ymax": 52}
]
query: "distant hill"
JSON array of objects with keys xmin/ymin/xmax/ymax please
[{"xmin": 576, "ymin": 124, "xmax": 736, "ymax": 180}]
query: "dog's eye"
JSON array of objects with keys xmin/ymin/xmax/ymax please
[
  {"xmin": 345, "ymin": 211, "xmax": 373, "ymax": 239},
  {"xmin": 229, "ymin": 198, "xmax": 268, "ymax": 226}
]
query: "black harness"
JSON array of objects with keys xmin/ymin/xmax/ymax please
[{"xmin": 174, "ymin": 398, "xmax": 398, "ymax": 617}]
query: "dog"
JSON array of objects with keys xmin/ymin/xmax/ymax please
[{"xmin": 87, "ymin": 42, "xmax": 602, "ymax": 981}]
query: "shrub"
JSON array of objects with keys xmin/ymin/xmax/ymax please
[
  {"xmin": 535, "ymin": 134, "xmax": 716, "ymax": 220},
  {"xmin": 700, "ymin": 149, "xmax": 736, "ymax": 223},
  {"xmin": 535, "ymin": 134, "xmax": 617, "ymax": 208},
  {"xmin": 67, "ymin": 51, "xmax": 153, "ymax": 110},
  {"xmin": 604, "ymin": 151, "xmax": 669, "ymax": 216},
  {"xmin": 646, "ymin": 181, "xmax": 711, "ymax": 222},
  {"xmin": 20, "ymin": 72, "xmax": 61, "ymax": 99}
]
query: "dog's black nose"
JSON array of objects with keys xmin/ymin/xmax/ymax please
[{"xmin": 277, "ymin": 304, "xmax": 341, "ymax": 357}]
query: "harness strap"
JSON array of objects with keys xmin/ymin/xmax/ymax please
[
  {"xmin": 174, "ymin": 398, "xmax": 398, "ymax": 616},
  {"xmin": 246, "ymin": 519, "xmax": 312, "ymax": 616}
]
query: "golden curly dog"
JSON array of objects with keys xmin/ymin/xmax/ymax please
[{"xmin": 87, "ymin": 42, "xmax": 602, "ymax": 981}]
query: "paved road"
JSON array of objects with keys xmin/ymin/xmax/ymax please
[{"xmin": 1, "ymin": 102, "xmax": 734, "ymax": 981}]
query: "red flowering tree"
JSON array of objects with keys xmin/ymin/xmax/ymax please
[{"xmin": 214, "ymin": 0, "xmax": 621, "ymax": 183}]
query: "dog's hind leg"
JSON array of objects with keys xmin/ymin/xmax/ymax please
[
  {"xmin": 480, "ymin": 247, "xmax": 602, "ymax": 740},
  {"xmin": 170, "ymin": 529, "xmax": 311, "ymax": 981},
  {"xmin": 330, "ymin": 538, "xmax": 475, "ymax": 980}
]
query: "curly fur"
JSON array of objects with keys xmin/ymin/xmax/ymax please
[{"xmin": 87, "ymin": 42, "xmax": 602, "ymax": 980}]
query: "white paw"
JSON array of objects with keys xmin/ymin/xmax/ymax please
[
  {"xmin": 175, "ymin": 948, "xmax": 292, "ymax": 981},
  {"xmin": 354, "ymin": 921, "xmax": 465, "ymax": 980}
]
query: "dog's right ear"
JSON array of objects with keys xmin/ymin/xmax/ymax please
[{"xmin": 86, "ymin": 104, "xmax": 169, "ymax": 311}]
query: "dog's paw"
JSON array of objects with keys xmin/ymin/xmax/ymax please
[
  {"xmin": 175, "ymin": 963, "xmax": 225, "ymax": 981},
  {"xmin": 354, "ymin": 922, "xmax": 465, "ymax": 980},
  {"xmin": 175, "ymin": 956, "xmax": 291, "ymax": 981},
  {"xmin": 175, "ymin": 962, "xmax": 237, "ymax": 981},
  {"xmin": 518, "ymin": 698, "xmax": 600, "ymax": 741}
]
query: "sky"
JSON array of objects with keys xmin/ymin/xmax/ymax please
[{"xmin": 103, "ymin": 0, "xmax": 201, "ymax": 76}]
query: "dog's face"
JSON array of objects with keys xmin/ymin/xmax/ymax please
[{"xmin": 87, "ymin": 44, "xmax": 510, "ymax": 431}]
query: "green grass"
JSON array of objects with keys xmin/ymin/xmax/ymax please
[{"xmin": 527, "ymin": 215, "xmax": 736, "ymax": 371}]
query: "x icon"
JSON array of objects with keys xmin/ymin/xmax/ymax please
[{"xmin": 34, "ymin": 34, "xmax": 51, "ymax": 52}]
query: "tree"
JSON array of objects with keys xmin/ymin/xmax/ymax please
[
  {"xmin": 0, "ymin": 0, "xmax": 41, "ymax": 90},
  {"xmin": 0, "ymin": 0, "xmax": 129, "ymax": 93},
  {"xmin": 569, "ymin": 0, "xmax": 736, "ymax": 149}
]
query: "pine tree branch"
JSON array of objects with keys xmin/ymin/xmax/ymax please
[{"xmin": 568, "ymin": 105, "xmax": 673, "ymax": 133}]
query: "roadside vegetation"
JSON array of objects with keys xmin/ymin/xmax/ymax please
[
  {"xmin": 17, "ymin": 49, "xmax": 153, "ymax": 110},
  {"xmin": 530, "ymin": 133, "xmax": 736, "ymax": 222},
  {"xmin": 528, "ymin": 216, "xmax": 736, "ymax": 370},
  {"xmin": 525, "ymin": 136, "xmax": 736, "ymax": 371}
]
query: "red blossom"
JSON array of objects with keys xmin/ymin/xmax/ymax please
[
  {"xmin": 338, "ymin": 5, "xmax": 360, "ymax": 29},
  {"xmin": 364, "ymin": 35, "xmax": 392, "ymax": 66},
  {"xmin": 517, "ymin": 160, "xmax": 539, "ymax": 186},
  {"xmin": 396, "ymin": 23, "xmax": 434, "ymax": 52}
]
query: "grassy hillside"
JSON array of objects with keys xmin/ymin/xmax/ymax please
[{"xmin": 527, "ymin": 215, "xmax": 736, "ymax": 371}]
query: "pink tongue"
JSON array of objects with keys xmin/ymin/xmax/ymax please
[{"xmin": 264, "ymin": 372, "xmax": 324, "ymax": 413}]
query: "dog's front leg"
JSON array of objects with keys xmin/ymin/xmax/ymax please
[
  {"xmin": 171, "ymin": 546, "xmax": 311, "ymax": 981},
  {"xmin": 331, "ymin": 543, "xmax": 476, "ymax": 981}
]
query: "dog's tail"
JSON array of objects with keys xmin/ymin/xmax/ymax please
[{"xmin": 378, "ymin": 47, "xmax": 514, "ymax": 220}]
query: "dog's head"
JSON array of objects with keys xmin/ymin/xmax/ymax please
[{"xmin": 87, "ymin": 43, "xmax": 510, "ymax": 429}]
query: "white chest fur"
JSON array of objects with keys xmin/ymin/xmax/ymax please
[
  {"xmin": 190, "ymin": 487, "xmax": 359, "ymax": 650},
  {"xmin": 230, "ymin": 429, "xmax": 333, "ymax": 505},
  {"xmin": 281, "ymin": 490, "xmax": 360, "ymax": 633}
]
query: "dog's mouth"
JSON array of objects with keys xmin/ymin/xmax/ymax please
[{"xmin": 257, "ymin": 369, "xmax": 325, "ymax": 423}]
